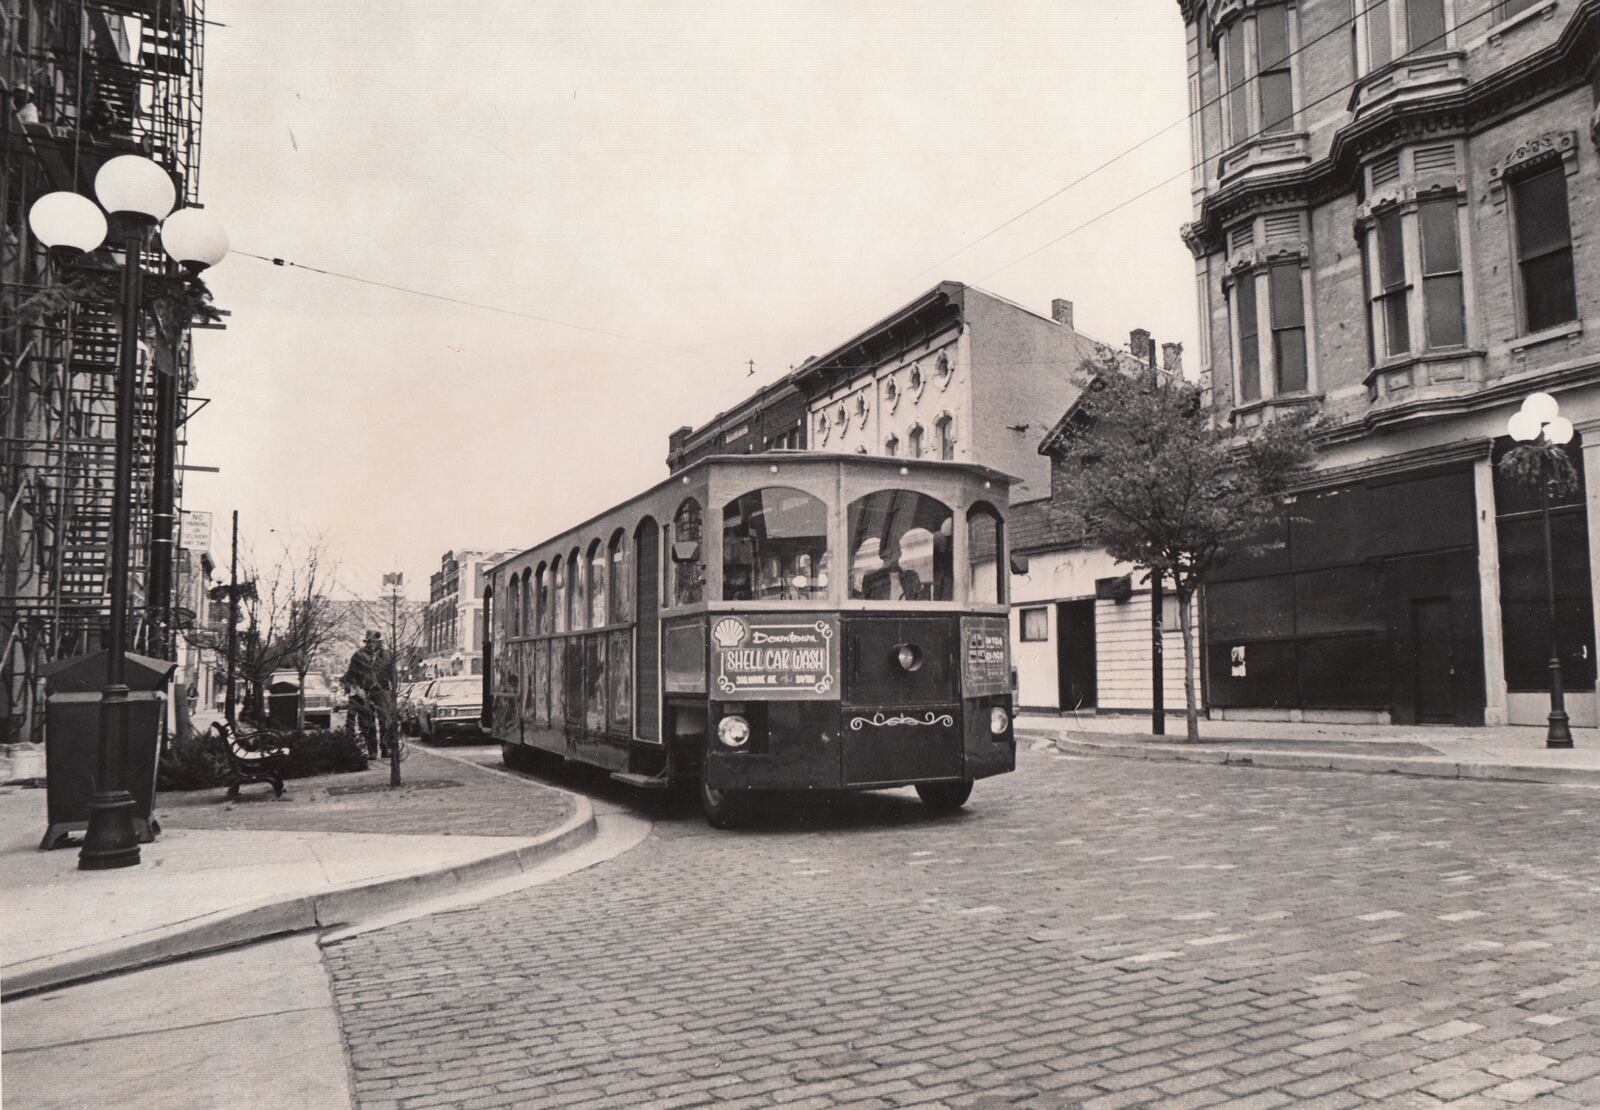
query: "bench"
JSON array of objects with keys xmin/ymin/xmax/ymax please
[{"xmin": 211, "ymin": 720, "xmax": 290, "ymax": 799}]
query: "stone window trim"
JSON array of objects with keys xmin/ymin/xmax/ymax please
[
  {"xmin": 1221, "ymin": 243, "xmax": 1318, "ymax": 409},
  {"xmin": 854, "ymin": 392, "xmax": 870, "ymax": 428},
  {"xmin": 815, "ymin": 410, "xmax": 831, "ymax": 445},
  {"xmin": 1482, "ymin": 0, "xmax": 1559, "ymax": 49},
  {"xmin": 1354, "ymin": 184, "xmax": 1477, "ymax": 366},
  {"xmin": 884, "ymin": 374, "xmax": 900, "ymax": 412},
  {"xmin": 908, "ymin": 363, "xmax": 926, "ymax": 401},
  {"xmin": 935, "ymin": 351, "xmax": 954, "ymax": 390},
  {"xmin": 934, "ymin": 412, "xmax": 957, "ymax": 461},
  {"xmin": 1486, "ymin": 129, "xmax": 1579, "ymax": 207}
]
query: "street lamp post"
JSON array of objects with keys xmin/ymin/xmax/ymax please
[
  {"xmin": 29, "ymin": 155, "xmax": 228, "ymax": 870},
  {"xmin": 1506, "ymin": 391, "xmax": 1577, "ymax": 750}
]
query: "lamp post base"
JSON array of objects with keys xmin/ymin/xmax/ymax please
[
  {"xmin": 1546, "ymin": 712, "xmax": 1574, "ymax": 749},
  {"xmin": 78, "ymin": 789, "xmax": 142, "ymax": 869}
]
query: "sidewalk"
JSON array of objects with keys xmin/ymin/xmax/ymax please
[
  {"xmin": 0, "ymin": 743, "xmax": 593, "ymax": 999},
  {"xmin": 1018, "ymin": 710, "xmax": 1600, "ymax": 785}
]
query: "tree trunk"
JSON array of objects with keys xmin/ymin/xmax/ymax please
[
  {"xmin": 296, "ymin": 665, "xmax": 308, "ymax": 730},
  {"xmin": 1177, "ymin": 581, "xmax": 1200, "ymax": 742}
]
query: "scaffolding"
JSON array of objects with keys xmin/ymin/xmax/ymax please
[{"xmin": 2, "ymin": 0, "xmax": 209, "ymax": 742}]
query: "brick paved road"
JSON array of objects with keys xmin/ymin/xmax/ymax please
[{"xmin": 323, "ymin": 749, "xmax": 1600, "ymax": 1108}]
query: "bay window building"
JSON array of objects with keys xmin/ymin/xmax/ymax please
[{"xmin": 1180, "ymin": 0, "xmax": 1600, "ymax": 727}]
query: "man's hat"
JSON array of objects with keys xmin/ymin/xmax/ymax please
[{"xmin": 365, "ymin": 630, "xmax": 381, "ymax": 642}]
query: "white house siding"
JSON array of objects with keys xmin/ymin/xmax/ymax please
[{"xmin": 1008, "ymin": 547, "xmax": 1197, "ymax": 716}]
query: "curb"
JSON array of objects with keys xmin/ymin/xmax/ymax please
[
  {"xmin": 1034, "ymin": 734, "xmax": 1600, "ymax": 788},
  {"xmin": 0, "ymin": 795, "xmax": 597, "ymax": 1001}
]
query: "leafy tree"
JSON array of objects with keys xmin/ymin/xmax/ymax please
[{"xmin": 1045, "ymin": 354, "xmax": 1316, "ymax": 740}]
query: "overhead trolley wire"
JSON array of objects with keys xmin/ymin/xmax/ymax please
[{"xmin": 231, "ymin": 250, "xmax": 701, "ymax": 357}]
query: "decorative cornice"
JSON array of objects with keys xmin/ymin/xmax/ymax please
[{"xmin": 1488, "ymin": 128, "xmax": 1578, "ymax": 181}]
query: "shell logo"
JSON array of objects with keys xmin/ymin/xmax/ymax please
[{"xmin": 712, "ymin": 617, "xmax": 748, "ymax": 650}]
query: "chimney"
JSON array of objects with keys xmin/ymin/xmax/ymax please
[
  {"xmin": 1162, "ymin": 342, "xmax": 1184, "ymax": 375},
  {"xmin": 1129, "ymin": 328, "xmax": 1152, "ymax": 364},
  {"xmin": 1051, "ymin": 298, "xmax": 1074, "ymax": 330}
]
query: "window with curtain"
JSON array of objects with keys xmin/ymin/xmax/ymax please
[
  {"xmin": 1234, "ymin": 276, "xmax": 1261, "ymax": 402},
  {"xmin": 1419, "ymin": 197, "xmax": 1465, "ymax": 349},
  {"xmin": 1269, "ymin": 262, "xmax": 1307, "ymax": 393},
  {"xmin": 1257, "ymin": 5, "xmax": 1293, "ymax": 134},
  {"xmin": 1373, "ymin": 208, "xmax": 1410, "ymax": 357},
  {"xmin": 1512, "ymin": 165, "xmax": 1578, "ymax": 334}
]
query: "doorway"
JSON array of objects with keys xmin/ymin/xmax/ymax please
[
  {"xmin": 1057, "ymin": 599, "xmax": 1097, "ymax": 711},
  {"xmin": 1411, "ymin": 597, "xmax": 1455, "ymax": 723}
]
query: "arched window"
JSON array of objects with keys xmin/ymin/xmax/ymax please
[
  {"xmin": 722, "ymin": 487, "xmax": 829, "ymax": 601},
  {"xmin": 588, "ymin": 539, "xmax": 606, "ymax": 628},
  {"xmin": 568, "ymin": 546, "xmax": 584, "ymax": 629},
  {"xmin": 507, "ymin": 574, "xmax": 521, "ymax": 636},
  {"xmin": 885, "ymin": 434, "xmax": 899, "ymax": 457},
  {"xmin": 536, "ymin": 562, "xmax": 550, "ymax": 634},
  {"xmin": 671, "ymin": 498, "xmax": 704, "ymax": 606},
  {"xmin": 551, "ymin": 556, "xmax": 566, "ymax": 633},
  {"xmin": 935, "ymin": 414, "xmax": 955, "ymax": 461},
  {"xmin": 907, "ymin": 423, "xmax": 924, "ymax": 459},
  {"xmin": 520, "ymin": 568, "xmax": 533, "ymax": 634},
  {"xmin": 847, "ymin": 490, "xmax": 954, "ymax": 602},
  {"xmin": 936, "ymin": 351, "xmax": 953, "ymax": 388},
  {"xmin": 607, "ymin": 529, "xmax": 629, "ymax": 624},
  {"xmin": 967, "ymin": 502, "xmax": 1006, "ymax": 604}
]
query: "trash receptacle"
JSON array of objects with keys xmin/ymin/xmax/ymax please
[
  {"xmin": 267, "ymin": 679, "xmax": 300, "ymax": 729},
  {"xmin": 40, "ymin": 649, "xmax": 175, "ymax": 850}
]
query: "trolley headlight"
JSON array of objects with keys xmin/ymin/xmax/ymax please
[
  {"xmin": 893, "ymin": 643, "xmax": 924, "ymax": 672},
  {"xmin": 717, "ymin": 714, "xmax": 751, "ymax": 748},
  {"xmin": 989, "ymin": 706, "xmax": 1011, "ymax": 735}
]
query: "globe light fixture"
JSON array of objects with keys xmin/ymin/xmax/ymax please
[
  {"xmin": 28, "ymin": 191, "xmax": 107, "ymax": 253},
  {"xmin": 1505, "ymin": 392, "xmax": 1575, "ymax": 749},
  {"xmin": 1522, "ymin": 391, "xmax": 1559, "ymax": 425},
  {"xmin": 159, "ymin": 207, "xmax": 229, "ymax": 271},
  {"xmin": 29, "ymin": 154, "xmax": 226, "ymax": 870},
  {"xmin": 94, "ymin": 154, "xmax": 176, "ymax": 222}
]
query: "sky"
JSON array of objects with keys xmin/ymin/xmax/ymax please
[{"xmin": 184, "ymin": 0, "xmax": 1198, "ymax": 600}]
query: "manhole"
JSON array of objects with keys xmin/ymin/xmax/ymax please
[{"xmin": 325, "ymin": 778, "xmax": 464, "ymax": 796}]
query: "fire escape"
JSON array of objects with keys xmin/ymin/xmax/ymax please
[{"xmin": 1, "ymin": 0, "xmax": 209, "ymax": 740}]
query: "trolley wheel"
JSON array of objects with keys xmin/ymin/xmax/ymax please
[
  {"xmin": 700, "ymin": 779, "xmax": 748, "ymax": 829},
  {"xmin": 915, "ymin": 780, "xmax": 973, "ymax": 813}
]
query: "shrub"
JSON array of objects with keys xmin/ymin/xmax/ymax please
[{"xmin": 157, "ymin": 724, "xmax": 369, "ymax": 792}]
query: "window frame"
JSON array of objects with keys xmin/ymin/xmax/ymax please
[
  {"xmin": 1020, "ymin": 607, "xmax": 1049, "ymax": 642},
  {"xmin": 935, "ymin": 414, "xmax": 955, "ymax": 461},
  {"xmin": 1509, "ymin": 162, "xmax": 1579, "ymax": 337},
  {"xmin": 607, "ymin": 529, "xmax": 629, "ymax": 625},
  {"xmin": 587, "ymin": 538, "xmax": 606, "ymax": 629},
  {"xmin": 1360, "ymin": 185, "xmax": 1473, "ymax": 367},
  {"xmin": 1217, "ymin": 3, "xmax": 1299, "ymax": 150}
]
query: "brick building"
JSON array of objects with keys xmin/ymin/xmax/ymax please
[
  {"xmin": 1179, "ymin": 0, "xmax": 1600, "ymax": 725},
  {"xmin": 423, "ymin": 549, "xmax": 514, "ymax": 677}
]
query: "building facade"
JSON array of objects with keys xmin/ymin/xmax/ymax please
[
  {"xmin": 2, "ymin": 0, "xmax": 212, "ymax": 741},
  {"xmin": 423, "ymin": 550, "xmax": 514, "ymax": 677},
  {"xmin": 1179, "ymin": 0, "xmax": 1600, "ymax": 725}
]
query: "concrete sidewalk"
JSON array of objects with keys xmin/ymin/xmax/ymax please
[
  {"xmin": 1018, "ymin": 711, "xmax": 1600, "ymax": 786},
  {"xmin": 0, "ymin": 744, "xmax": 593, "ymax": 999}
]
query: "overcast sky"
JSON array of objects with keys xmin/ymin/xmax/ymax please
[{"xmin": 185, "ymin": 0, "xmax": 1196, "ymax": 599}]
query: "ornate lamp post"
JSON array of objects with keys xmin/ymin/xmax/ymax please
[
  {"xmin": 28, "ymin": 155, "xmax": 228, "ymax": 870},
  {"xmin": 1506, "ymin": 391, "xmax": 1576, "ymax": 750}
]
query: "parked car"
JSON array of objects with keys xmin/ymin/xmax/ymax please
[
  {"xmin": 266, "ymin": 670, "xmax": 334, "ymax": 729},
  {"xmin": 415, "ymin": 676, "xmax": 485, "ymax": 742}
]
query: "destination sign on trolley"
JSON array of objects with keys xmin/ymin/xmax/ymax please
[{"xmin": 712, "ymin": 615, "xmax": 840, "ymax": 700}]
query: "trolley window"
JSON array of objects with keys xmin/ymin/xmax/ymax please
[
  {"xmin": 588, "ymin": 539, "xmax": 606, "ymax": 628},
  {"xmin": 607, "ymin": 529, "xmax": 629, "ymax": 624},
  {"xmin": 847, "ymin": 490, "xmax": 954, "ymax": 602},
  {"xmin": 536, "ymin": 562, "xmax": 550, "ymax": 634},
  {"xmin": 967, "ymin": 502, "xmax": 1006, "ymax": 604},
  {"xmin": 722, "ymin": 487, "xmax": 830, "ymax": 602},
  {"xmin": 671, "ymin": 499, "xmax": 705, "ymax": 606},
  {"xmin": 552, "ymin": 556, "xmax": 566, "ymax": 633},
  {"xmin": 568, "ymin": 546, "xmax": 584, "ymax": 630}
]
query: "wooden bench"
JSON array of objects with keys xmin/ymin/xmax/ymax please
[{"xmin": 211, "ymin": 720, "xmax": 290, "ymax": 799}]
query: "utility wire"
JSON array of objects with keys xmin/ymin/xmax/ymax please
[
  {"xmin": 232, "ymin": 250, "xmax": 701, "ymax": 356},
  {"xmin": 980, "ymin": 2, "xmax": 1502, "ymax": 282},
  {"xmin": 876, "ymin": 0, "xmax": 1398, "ymax": 303}
]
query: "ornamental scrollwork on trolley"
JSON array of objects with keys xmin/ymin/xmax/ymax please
[{"xmin": 848, "ymin": 711, "xmax": 955, "ymax": 731}]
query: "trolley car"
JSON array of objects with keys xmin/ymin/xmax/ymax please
[{"xmin": 482, "ymin": 453, "xmax": 1015, "ymax": 826}]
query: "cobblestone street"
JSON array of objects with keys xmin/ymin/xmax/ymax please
[{"xmin": 323, "ymin": 748, "xmax": 1600, "ymax": 1108}]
